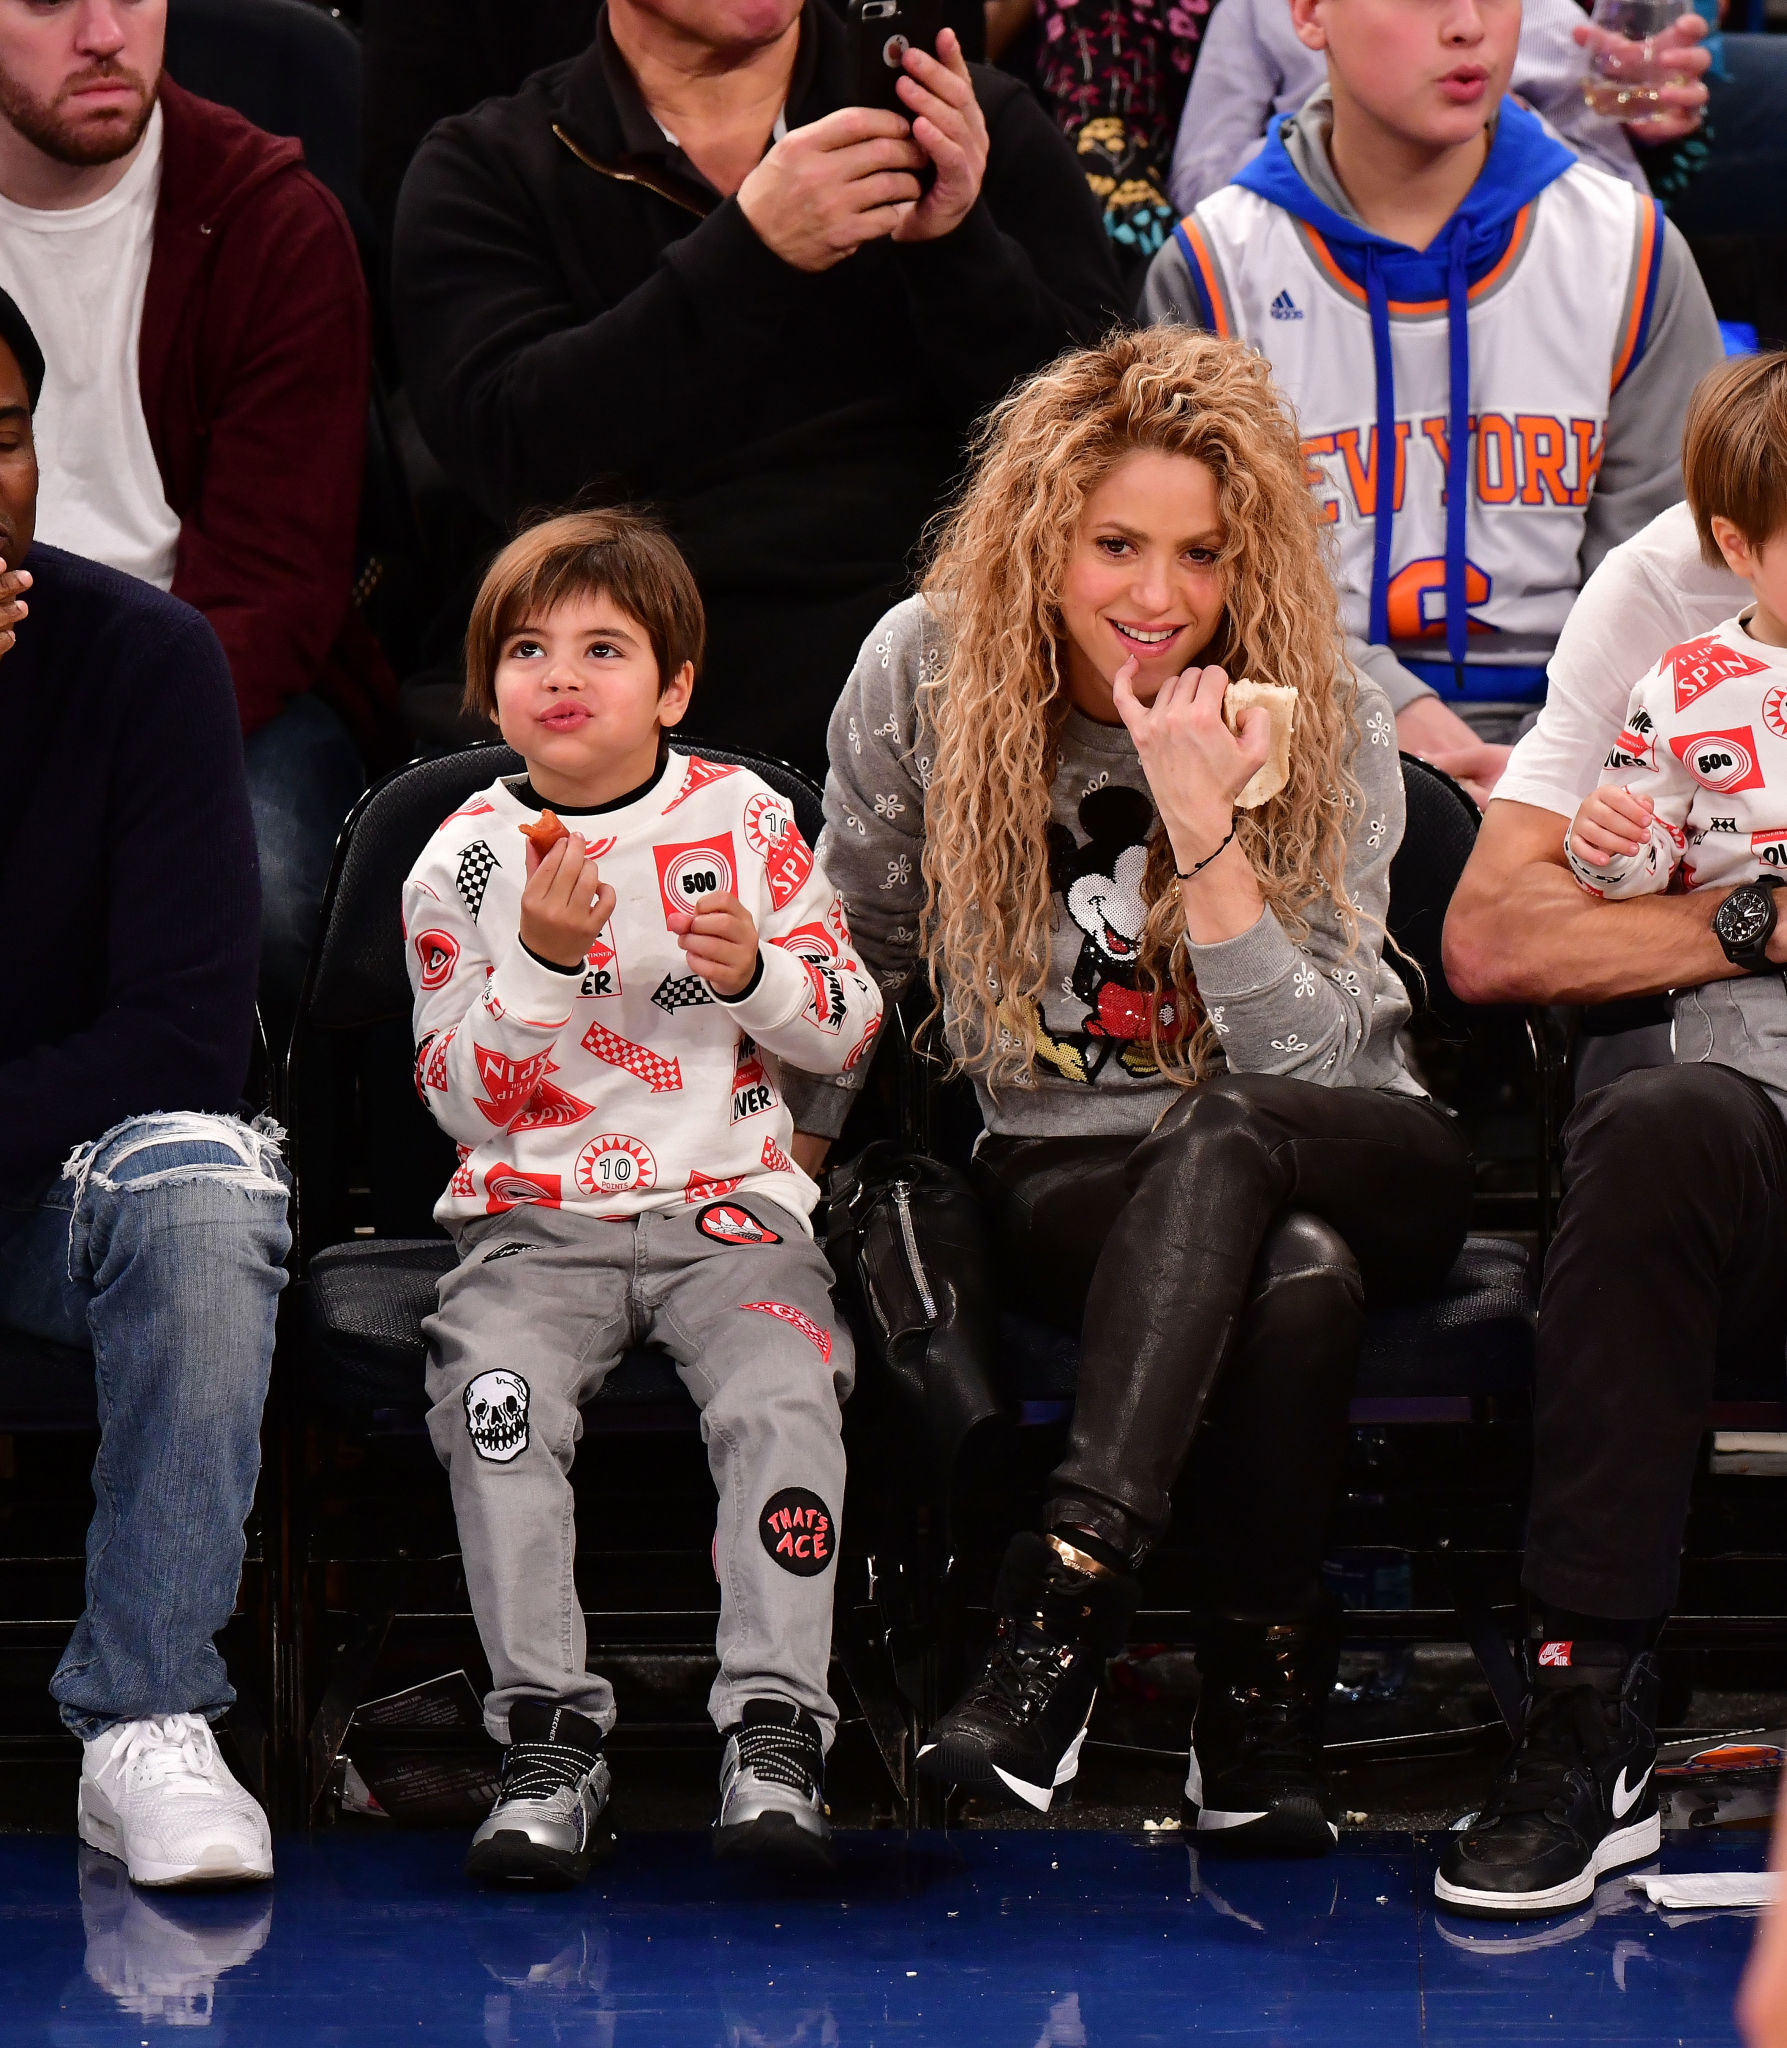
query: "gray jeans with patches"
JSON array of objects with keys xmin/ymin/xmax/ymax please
[{"xmin": 424, "ymin": 1199, "xmax": 853, "ymax": 1746}]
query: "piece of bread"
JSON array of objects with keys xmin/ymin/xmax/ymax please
[
  {"xmin": 519, "ymin": 809, "xmax": 569, "ymax": 856},
  {"xmin": 1224, "ymin": 678, "xmax": 1299, "ymax": 808}
]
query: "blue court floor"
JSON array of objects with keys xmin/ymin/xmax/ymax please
[{"xmin": 0, "ymin": 1826, "xmax": 1765, "ymax": 2045}]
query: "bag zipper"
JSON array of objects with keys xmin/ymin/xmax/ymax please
[{"xmin": 891, "ymin": 1181, "xmax": 936, "ymax": 1323}]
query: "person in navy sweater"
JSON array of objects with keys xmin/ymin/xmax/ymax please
[{"xmin": 0, "ymin": 290, "xmax": 287, "ymax": 1890}]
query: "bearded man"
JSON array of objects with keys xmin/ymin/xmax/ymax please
[{"xmin": 0, "ymin": 0, "xmax": 371, "ymax": 1039}]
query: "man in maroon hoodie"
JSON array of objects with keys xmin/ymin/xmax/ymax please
[{"xmin": 0, "ymin": 0, "xmax": 372, "ymax": 1037}]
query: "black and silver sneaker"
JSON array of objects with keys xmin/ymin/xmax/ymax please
[
  {"xmin": 916, "ymin": 1531, "xmax": 1139, "ymax": 1813},
  {"xmin": 715, "ymin": 1699, "xmax": 833, "ymax": 1868},
  {"xmin": 1435, "ymin": 1638, "xmax": 1660, "ymax": 1918},
  {"xmin": 1184, "ymin": 1611, "xmax": 1341, "ymax": 1856},
  {"xmin": 465, "ymin": 1702, "xmax": 614, "ymax": 1886}
]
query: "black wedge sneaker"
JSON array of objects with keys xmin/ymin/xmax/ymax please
[
  {"xmin": 1183, "ymin": 1610, "xmax": 1342, "ymax": 1856},
  {"xmin": 917, "ymin": 1532, "xmax": 1139, "ymax": 1813}
]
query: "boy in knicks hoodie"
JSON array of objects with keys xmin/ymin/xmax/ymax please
[
  {"xmin": 403, "ymin": 510, "xmax": 881, "ymax": 1883},
  {"xmin": 1141, "ymin": 0, "xmax": 1722, "ymax": 806}
]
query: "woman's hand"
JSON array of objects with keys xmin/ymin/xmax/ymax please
[
  {"xmin": 519, "ymin": 833, "xmax": 617, "ymax": 970},
  {"xmin": 1111, "ymin": 657, "xmax": 1271, "ymax": 872}
]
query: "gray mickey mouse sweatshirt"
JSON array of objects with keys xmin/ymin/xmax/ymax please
[{"xmin": 780, "ymin": 594, "xmax": 1424, "ymax": 1143}]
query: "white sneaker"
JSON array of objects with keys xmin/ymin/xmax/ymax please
[{"xmin": 79, "ymin": 1715, "xmax": 273, "ymax": 1887}]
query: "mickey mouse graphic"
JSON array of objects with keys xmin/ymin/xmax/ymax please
[{"xmin": 1040, "ymin": 785, "xmax": 1198, "ymax": 1083}]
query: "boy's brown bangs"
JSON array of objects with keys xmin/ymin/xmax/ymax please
[{"xmin": 462, "ymin": 510, "xmax": 706, "ymax": 723}]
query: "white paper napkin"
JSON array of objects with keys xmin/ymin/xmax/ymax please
[{"xmin": 1628, "ymin": 1871, "xmax": 1780, "ymax": 1910}]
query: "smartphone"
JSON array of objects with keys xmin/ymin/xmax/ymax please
[{"xmin": 850, "ymin": 0, "xmax": 944, "ymax": 114}]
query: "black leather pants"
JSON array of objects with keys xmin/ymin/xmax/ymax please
[{"xmin": 972, "ymin": 1073, "xmax": 1473, "ymax": 1610}]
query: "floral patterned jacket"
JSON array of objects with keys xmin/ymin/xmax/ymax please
[{"xmin": 1033, "ymin": 0, "xmax": 1211, "ymax": 276}]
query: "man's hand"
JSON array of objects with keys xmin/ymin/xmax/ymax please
[
  {"xmin": 669, "ymin": 891, "xmax": 760, "ymax": 995},
  {"xmin": 890, "ymin": 29, "xmax": 990, "ymax": 243},
  {"xmin": 518, "ymin": 833, "xmax": 616, "ymax": 970},
  {"xmin": 1569, "ymin": 785, "xmax": 1653, "ymax": 868},
  {"xmin": 1575, "ymin": 9, "xmax": 1710, "ymax": 144},
  {"xmin": 0, "ymin": 559, "xmax": 30, "ymax": 661},
  {"xmin": 738, "ymin": 106, "xmax": 926, "ymax": 272},
  {"xmin": 1396, "ymin": 695, "xmax": 1511, "ymax": 810}
]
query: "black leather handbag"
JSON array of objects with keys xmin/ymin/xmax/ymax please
[{"xmin": 822, "ymin": 1140, "xmax": 1012, "ymax": 1519}]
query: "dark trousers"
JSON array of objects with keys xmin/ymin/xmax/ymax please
[
  {"xmin": 972, "ymin": 1073, "xmax": 1473, "ymax": 1613},
  {"xmin": 1525, "ymin": 1061, "xmax": 1787, "ymax": 1620}
]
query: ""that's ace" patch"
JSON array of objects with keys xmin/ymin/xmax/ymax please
[{"xmin": 759, "ymin": 1487, "xmax": 835, "ymax": 1575}]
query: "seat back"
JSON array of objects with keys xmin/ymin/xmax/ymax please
[
  {"xmin": 166, "ymin": 0, "xmax": 370, "ymax": 249},
  {"xmin": 286, "ymin": 741, "xmax": 824, "ymax": 1257},
  {"xmin": 1386, "ymin": 753, "xmax": 1481, "ymax": 1030}
]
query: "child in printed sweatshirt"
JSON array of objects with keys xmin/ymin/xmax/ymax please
[
  {"xmin": 1567, "ymin": 355, "xmax": 1787, "ymax": 1115},
  {"xmin": 403, "ymin": 510, "xmax": 881, "ymax": 1884}
]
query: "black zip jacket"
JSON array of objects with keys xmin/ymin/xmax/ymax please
[{"xmin": 391, "ymin": 1, "xmax": 1122, "ymax": 773}]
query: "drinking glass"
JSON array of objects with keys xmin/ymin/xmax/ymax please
[{"xmin": 1580, "ymin": 0, "xmax": 1691, "ymax": 116}]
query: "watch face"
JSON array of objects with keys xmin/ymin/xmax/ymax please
[{"xmin": 1719, "ymin": 890, "xmax": 1772, "ymax": 947}]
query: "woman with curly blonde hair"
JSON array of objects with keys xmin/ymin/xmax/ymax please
[{"xmin": 784, "ymin": 326, "xmax": 1473, "ymax": 1850}]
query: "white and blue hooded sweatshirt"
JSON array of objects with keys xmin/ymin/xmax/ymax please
[{"xmin": 1142, "ymin": 91, "xmax": 1722, "ymax": 710}]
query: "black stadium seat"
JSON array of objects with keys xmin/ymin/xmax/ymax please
[
  {"xmin": 286, "ymin": 738, "xmax": 825, "ymax": 1423},
  {"xmin": 0, "ymin": 1332, "xmax": 96, "ymax": 1432},
  {"xmin": 166, "ymin": 0, "xmax": 371, "ymax": 251}
]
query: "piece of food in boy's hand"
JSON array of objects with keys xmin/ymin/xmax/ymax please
[
  {"xmin": 519, "ymin": 810, "xmax": 569, "ymax": 857},
  {"xmin": 1224, "ymin": 678, "xmax": 1299, "ymax": 808}
]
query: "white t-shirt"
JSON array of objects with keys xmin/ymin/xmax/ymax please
[
  {"xmin": 0, "ymin": 103, "xmax": 180, "ymax": 590},
  {"xmin": 1494, "ymin": 500, "xmax": 1745, "ymax": 820}
]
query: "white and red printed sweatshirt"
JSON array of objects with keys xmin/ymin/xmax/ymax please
[
  {"xmin": 1565, "ymin": 615, "xmax": 1787, "ymax": 901},
  {"xmin": 402, "ymin": 749, "xmax": 883, "ymax": 1231},
  {"xmin": 1566, "ymin": 613, "xmax": 1787, "ymax": 1119}
]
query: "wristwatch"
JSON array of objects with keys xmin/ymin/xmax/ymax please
[{"xmin": 1713, "ymin": 877, "xmax": 1784, "ymax": 972}]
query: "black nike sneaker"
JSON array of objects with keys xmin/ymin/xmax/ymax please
[
  {"xmin": 1435, "ymin": 1638, "xmax": 1660, "ymax": 1918},
  {"xmin": 917, "ymin": 1531, "xmax": 1139, "ymax": 1812},
  {"xmin": 1183, "ymin": 1610, "xmax": 1342, "ymax": 1856},
  {"xmin": 465, "ymin": 1702, "xmax": 615, "ymax": 1887}
]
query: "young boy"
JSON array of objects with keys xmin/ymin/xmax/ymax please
[
  {"xmin": 1565, "ymin": 354, "xmax": 1787, "ymax": 1108},
  {"xmin": 1141, "ymin": 0, "xmax": 1722, "ymax": 805},
  {"xmin": 403, "ymin": 510, "xmax": 881, "ymax": 1883}
]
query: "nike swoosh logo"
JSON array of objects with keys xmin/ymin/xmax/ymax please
[
  {"xmin": 1611, "ymin": 1762, "xmax": 1653, "ymax": 1819},
  {"xmin": 991, "ymin": 1764, "xmax": 1055, "ymax": 1812}
]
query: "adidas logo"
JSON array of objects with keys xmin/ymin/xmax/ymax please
[{"xmin": 1269, "ymin": 289, "xmax": 1303, "ymax": 321}]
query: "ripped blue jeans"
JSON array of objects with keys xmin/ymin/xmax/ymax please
[{"xmin": 0, "ymin": 1113, "xmax": 290, "ymax": 1739}]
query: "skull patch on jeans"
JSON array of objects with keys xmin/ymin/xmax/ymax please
[{"xmin": 464, "ymin": 1369, "xmax": 530, "ymax": 1462}]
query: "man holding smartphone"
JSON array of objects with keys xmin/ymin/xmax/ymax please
[{"xmin": 392, "ymin": 0, "xmax": 1122, "ymax": 778}]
